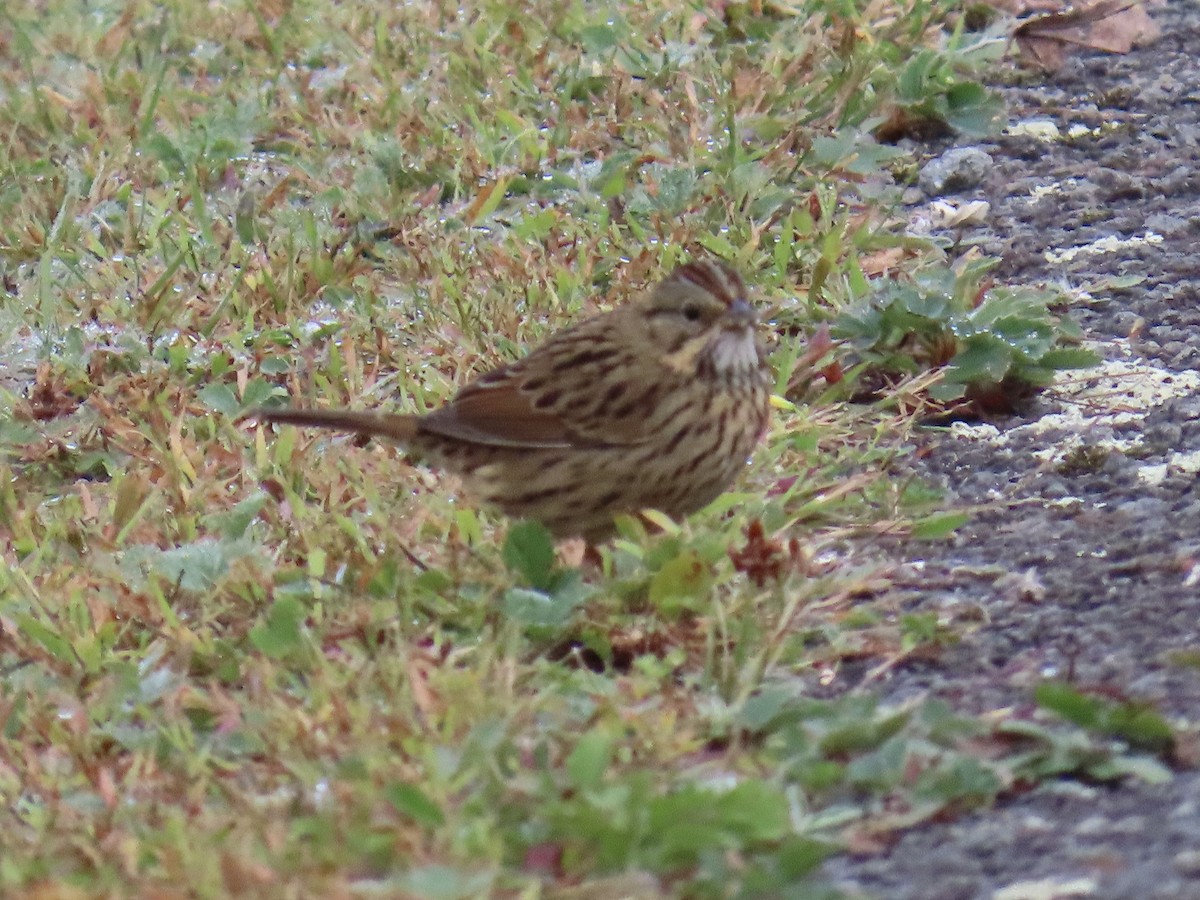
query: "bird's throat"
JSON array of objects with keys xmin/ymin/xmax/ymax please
[
  {"xmin": 661, "ymin": 329, "xmax": 760, "ymax": 381},
  {"xmin": 709, "ymin": 329, "xmax": 759, "ymax": 376}
]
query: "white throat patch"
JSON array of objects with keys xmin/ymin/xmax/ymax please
[{"xmin": 711, "ymin": 329, "xmax": 759, "ymax": 374}]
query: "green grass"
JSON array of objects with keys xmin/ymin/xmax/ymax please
[{"xmin": 0, "ymin": 0, "xmax": 1173, "ymax": 895}]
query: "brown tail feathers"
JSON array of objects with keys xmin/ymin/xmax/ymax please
[{"xmin": 254, "ymin": 408, "xmax": 419, "ymax": 442}]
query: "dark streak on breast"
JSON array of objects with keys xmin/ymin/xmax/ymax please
[
  {"xmin": 592, "ymin": 489, "xmax": 624, "ymax": 509},
  {"xmin": 506, "ymin": 485, "xmax": 567, "ymax": 507},
  {"xmin": 611, "ymin": 383, "xmax": 660, "ymax": 420},
  {"xmin": 662, "ymin": 421, "xmax": 694, "ymax": 456},
  {"xmin": 602, "ymin": 381, "xmax": 628, "ymax": 404}
]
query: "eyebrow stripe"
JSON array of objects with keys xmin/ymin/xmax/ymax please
[{"xmin": 671, "ymin": 261, "xmax": 745, "ymax": 306}]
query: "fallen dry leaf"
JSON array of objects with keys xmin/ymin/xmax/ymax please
[
  {"xmin": 859, "ymin": 246, "xmax": 907, "ymax": 277},
  {"xmin": 1013, "ymin": 0, "xmax": 1161, "ymax": 72}
]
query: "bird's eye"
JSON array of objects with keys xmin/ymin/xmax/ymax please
[{"xmin": 682, "ymin": 303, "xmax": 703, "ymax": 322}]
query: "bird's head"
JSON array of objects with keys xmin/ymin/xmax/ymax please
[{"xmin": 638, "ymin": 260, "xmax": 764, "ymax": 381}]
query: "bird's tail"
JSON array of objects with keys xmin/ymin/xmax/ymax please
[{"xmin": 253, "ymin": 407, "xmax": 420, "ymax": 442}]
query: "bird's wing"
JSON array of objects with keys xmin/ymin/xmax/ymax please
[
  {"xmin": 418, "ymin": 370, "xmax": 578, "ymax": 448},
  {"xmin": 417, "ymin": 328, "xmax": 658, "ymax": 450}
]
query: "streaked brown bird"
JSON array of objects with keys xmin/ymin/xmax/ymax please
[{"xmin": 257, "ymin": 260, "xmax": 771, "ymax": 542}]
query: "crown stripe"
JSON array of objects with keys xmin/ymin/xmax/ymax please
[{"xmin": 672, "ymin": 261, "xmax": 745, "ymax": 307}]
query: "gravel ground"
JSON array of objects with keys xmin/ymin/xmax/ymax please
[{"xmin": 823, "ymin": 2, "xmax": 1200, "ymax": 897}]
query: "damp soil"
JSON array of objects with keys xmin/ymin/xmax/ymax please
[{"xmin": 822, "ymin": 1, "xmax": 1200, "ymax": 897}]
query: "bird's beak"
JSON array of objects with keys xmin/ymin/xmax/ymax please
[{"xmin": 725, "ymin": 298, "xmax": 757, "ymax": 328}]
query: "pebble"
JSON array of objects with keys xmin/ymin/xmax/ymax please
[
  {"xmin": 919, "ymin": 147, "xmax": 994, "ymax": 194},
  {"xmin": 1174, "ymin": 850, "xmax": 1200, "ymax": 876}
]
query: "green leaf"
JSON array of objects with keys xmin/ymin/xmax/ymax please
[
  {"xmin": 15, "ymin": 615, "xmax": 75, "ymax": 664},
  {"xmin": 1083, "ymin": 274, "xmax": 1145, "ymax": 291},
  {"xmin": 197, "ymin": 382, "xmax": 240, "ymax": 416},
  {"xmin": 395, "ymin": 865, "xmax": 494, "ymax": 900},
  {"xmin": 1093, "ymin": 755, "xmax": 1172, "ymax": 784},
  {"xmin": 1034, "ymin": 682, "xmax": 1102, "ymax": 729},
  {"xmin": 911, "ymin": 511, "xmax": 969, "ymax": 539},
  {"xmin": 897, "ymin": 50, "xmax": 937, "ymax": 102},
  {"xmin": 111, "ymin": 474, "xmax": 152, "ymax": 540},
  {"xmin": 249, "ymin": 597, "xmax": 306, "ymax": 658},
  {"xmin": 385, "ymin": 783, "xmax": 445, "ymax": 828},
  {"xmin": 900, "ymin": 287, "xmax": 951, "ymax": 320},
  {"xmin": 946, "ymin": 337, "xmax": 1012, "ymax": 384},
  {"xmin": 500, "ymin": 587, "xmax": 552, "ymax": 625},
  {"xmin": 579, "ymin": 23, "xmax": 619, "ymax": 54},
  {"xmin": 143, "ymin": 132, "xmax": 185, "ymax": 170},
  {"xmin": 210, "ymin": 494, "xmax": 268, "ymax": 540},
  {"xmin": 132, "ymin": 538, "xmax": 249, "ymax": 592},
  {"xmin": 914, "ymin": 755, "xmax": 1001, "ymax": 805},
  {"xmin": 0, "ymin": 417, "xmax": 38, "ymax": 444},
  {"xmin": 590, "ymin": 151, "xmax": 636, "ymax": 199},
  {"xmin": 502, "ymin": 587, "xmax": 580, "ymax": 629},
  {"xmin": 647, "ymin": 780, "xmax": 790, "ymax": 866},
  {"xmin": 710, "ymin": 780, "xmax": 790, "ymax": 842},
  {"xmin": 455, "ymin": 508, "xmax": 484, "ymax": 546},
  {"xmin": 808, "ymin": 132, "xmax": 859, "ymax": 168},
  {"xmin": 820, "ymin": 710, "xmax": 911, "ymax": 755},
  {"xmin": 846, "ymin": 736, "xmax": 907, "ymax": 792},
  {"xmin": 650, "ymin": 165, "xmax": 697, "ymax": 215},
  {"xmin": 1037, "ymin": 682, "xmax": 1176, "ymax": 755},
  {"xmin": 737, "ymin": 687, "xmax": 798, "ymax": 733},
  {"xmin": 512, "ymin": 208, "xmax": 558, "ymax": 242},
  {"xmin": 696, "ymin": 230, "xmax": 737, "ymax": 259},
  {"xmin": 239, "ymin": 378, "xmax": 278, "ymax": 410},
  {"xmin": 567, "ymin": 732, "xmax": 613, "ymax": 791},
  {"xmin": 944, "ymin": 82, "xmax": 1004, "ymax": 136},
  {"xmin": 927, "ymin": 382, "xmax": 968, "ymax": 402},
  {"xmin": 647, "ymin": 549, "xmax": 713, "ymax": 616},
  {"xmin": 900, "ymin": 612, "xmax": 941, "ymax": 649},
  {"xmin": 502, "ymin": 520, "xmax": 556, "ymax": 590},
  {"xmin": 235, "ymin": 190, "xmax": 257, "ymax": 245},
  {"xmin": 415, "ymin": 568, "xmax": 454, "ymax": 596},
  {"xmin": 747, "ymin": 835, "xmax": 833, "ymax": 885},
  {"xmin": 1106, "ymin": 703, "xmax": 1175, "ymax": 754}
]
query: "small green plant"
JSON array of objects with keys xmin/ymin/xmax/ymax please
[
  {"xmin": 500, "ymin": 521, "xmax": 594, "ymax": 632},
  {"xmin": 886, "ymin": 48, "xmax": 1006, "ymax": 138},
  {"xmin": 1034, "ymin": 681, "xmax": 1176, "ymax": 757},
  {"xmin": 833, "ymin": 261, "xmax": 1100, "ymax": 414}
]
